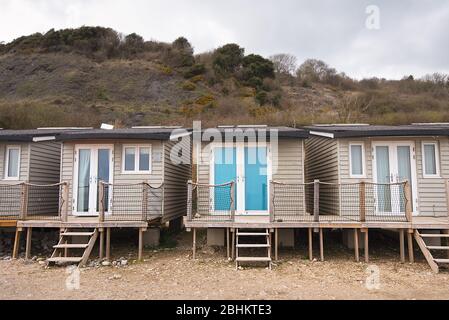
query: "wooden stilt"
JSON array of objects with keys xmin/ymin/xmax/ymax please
[
  {"xmin": 25, "ymin": 227, "xmax": 32, "ymax": 260},
  {"xmin": 308, "ymin": 228, "xmax": 313, "ymax": 261},
  {"xmin": 364, "ymin": 229, "xmax": 369, "ymax": 263},
  {"xmin": 275, "ymin": 228, "xmax": 279, "ymax": 261},
  {"xmin": 407, "ymin": 230, "xmax": 414, "ymax": 263},
  {"xmin": 99, "ymin": 229, "xmax": 104, "ymax": 259},
  {"xmin": 319, "ymin": 228, "xmax": 324, "ymax": 262},
  {"xmin": 354, "ymin": 228, "xmax": 359, "ymax": 262},
  {"xmin": 192, "ymin": 228, "xmax": 197, "ymax": 260},
  {"xmin": 138, "ymin": 228, "xmax": 143, "ymax": 261},
  {"xmin": 12, "ymin": 228, "xmax": 22, "ymax": 259},
  {"xmin": 106, "ymin": 228, "xmax": 111, "ymax": 261},
  {"xmin": 399, "ymin": 229, "xmax": 405, "ymax": 263},
  {"xmin": 226, "ymin": 228, "xmax": 230, "ymax": 260},
  {"xmin": 231, "ymin": 229, "xmax": 235, "ymax": 260}
]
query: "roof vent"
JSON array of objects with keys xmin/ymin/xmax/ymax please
[{"xmin": 101, "ymin": 123, "xmax": 114, "ymax": 130}]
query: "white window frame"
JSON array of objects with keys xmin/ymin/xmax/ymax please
[
  {"xmin": 121, "ymin": 145, "xmax": 152, "ymax": 174},
  {"xmin": 422, "ymin": 141, "xmax": 440, "ymax": 178},
  {"xmin": 4, "ymin": 145, "xmax": 21, "ymax": 180},
  {"xmin": 349, "ymin": 142, "xmax": 366, "ymax": 178}
]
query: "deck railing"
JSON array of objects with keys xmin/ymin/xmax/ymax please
[
  {"xmin": 0, "ymin": 182, "xmax": 68, "ymax": 221},
  {"xmin": 186, "ymin": 179, "xmax": 412, "ymax": 224},
  {"xmin": 98, "ymin": 182, "xmax": 164, "ymax": 222},
  {"xmin": 187, "ymin": 180, "xmax": 235, "ymax": 222}
]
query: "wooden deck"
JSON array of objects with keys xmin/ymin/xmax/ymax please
[
  {"xmin": 17, "ymin": 216, "xmax": 162, "ymax": 229},
  {"xmin": 185, "ymin": 215, "xmax": 449, "ymax": 230}
]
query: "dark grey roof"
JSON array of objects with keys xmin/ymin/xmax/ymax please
[
  {"xmin": 200, "ymin": 126, "xmax": 309, "ymax": 139},
  {"xmin": 0, "ymin": 128, "xmax": 190, "ymax": 142},
  {"xmin": 56, "ymin": 128, "xmax": 190, "ymax": 141},
  {"xmin": 305, "ymin": 124, "xmax": 449, "ymax": 138},
  {"xmin": 0, "ymin": 129, "xmax": 69, "ymax": 142}
]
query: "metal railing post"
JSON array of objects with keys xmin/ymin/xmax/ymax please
[
  {"xmin": 404, "ymin": 180, "xmax": 412, "ymax": 223},
  {"xmin": 98, "ymin": 181, "xmax": 105, "ymax": 223},
  {"xmin": 313, "ymin": 180, "xmax": 320, "ymax": 222},
  {"xmin": 359, "ymin": 181, "xmax": 366, "ymax": 222},
  {"xmin": 187, "ymin": 180, "xmax": 193, "ymax": 221}
]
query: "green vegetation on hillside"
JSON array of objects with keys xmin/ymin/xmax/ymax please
[{"xmin": 0, "ymin": 26, "xmax": 448, "ymax": 129}]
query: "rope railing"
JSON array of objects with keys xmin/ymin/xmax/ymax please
[
  {"xmin": 270, "ymin": 181, "xmax": 315, "ymax": 222},
  {"xmin": 0, "ymin": 182, "xmax": 68, "ymax": 221},
  {"xmin": 99, "ymin": 182, "xmax": 164, "ymax": 222},
  {"xmin": 187, "ymin": 180, "xmax": 235, "ymax": 222}
]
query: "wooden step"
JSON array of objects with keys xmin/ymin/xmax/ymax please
[
  {"xmin": 236, "ymin": 244, "xmax": 270, "ymax": 248},
  {"xmin": 47, "ymin": 257, "xmax": 83, "ymax": 263},
  {"xmin": 427, "ymin": 245, "xmax": 449, "ymax": 250},
  {"xmin": 420, "ymin": 233, "xmax": 449, "ymax": 238},
  {"xmin": 61, "ymin": 232, "xmax": 95, "ymax": 237},
  {"xmin": 434, "ymin": 259, "xmax": 449, "ymax": 264},
  {"xmin": 237, "ymin": 232, "xmax": 269, "ymax": 236},
  {"xmin": 53, "ymin": 244, "xmax": 89, "ymax": 249},
  {"xmin": 236, "ymin": 257, "xmax": 271, "ymax": 262}
]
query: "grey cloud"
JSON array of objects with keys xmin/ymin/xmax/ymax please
[{"xmin": 0, "ymin": 0, "xmax": 447, "ymax": 79}]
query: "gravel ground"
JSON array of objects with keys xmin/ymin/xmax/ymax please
[{"xmin": 1, "ymin": 230, "xmax": 449, "ymax": 300}]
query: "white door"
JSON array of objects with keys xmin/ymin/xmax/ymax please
[
  {"xmin": 372, "ymin": 142, "xmax": 418, "ymax": 215},
  {"xmin": 210, "ymin": 142, "xmax": 271, "ymax": 216},
  {"xmin": 73, "ymin": 145, "xmax": 114, "ymax": 216}
]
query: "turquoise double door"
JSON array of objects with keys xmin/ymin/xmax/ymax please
[{"xmin": 213, "ymin": 144, "xmax": 269, "ymax": 215}]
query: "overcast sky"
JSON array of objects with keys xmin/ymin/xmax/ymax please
[{"xmin": 1, "ymin": 0, "xmax": 448, "ymax": 79}]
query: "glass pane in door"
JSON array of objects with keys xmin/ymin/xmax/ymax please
[
  {"xmin": 214, "ymin": 147, "xmax": 236, "ymax": 211},
  {"xmin": 397, "ymin": 146, "xmax": 412, "ymax": 212},
  {"xmin": 245, "ymin": 147, "xmax": 268, "ymax": 211},
  {"xmin": 375, "ymin": 146, "xmax": 392, "ymax": 212},
  {"xmin": 77, "ymin": 149, "xmax": 91, "ymax": 213},
  {"xmin": 97, "ymin": 149, "xmax": 111, "ymax": 212}
]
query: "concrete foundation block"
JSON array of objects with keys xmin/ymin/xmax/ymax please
[
  {"xmin": 143, "ymin": 228, "xmax": 160, "ymax": 247},
  {"xmin": 207, "ymin": 229, "xmax": 225, "ymax": 246},
  {"xmin": 342, "ymin": 229, "xmax": 365, "ymax": 249},
  {"xmin": 278, "ymin": 229, "xmax": 294, "ymax": 248}
]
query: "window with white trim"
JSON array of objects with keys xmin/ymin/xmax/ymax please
[
  {"xmin": 122, "ymin": 145, "xmax": 151, "ymax": 174},
  {"xmin": 349, "ymin": 143, "xmax": 365, "ymax": 178},
  {"xmin": 5, "ymin": 146, "xmax": 20, "ymax": 180},
  {"xmin": 422, "ymin": 142, "xmax": 440, "ymax": 177}
]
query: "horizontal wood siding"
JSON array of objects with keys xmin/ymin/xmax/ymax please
[
  {"xmin": 197, "ymin": 138, "xmax": 304, "ymax": 213},
  {"xmin": 305, "ymin": 137, "xmax": 339, "ymax": 215},
  {"xmin": 61, "ymin": 140, "xmax": 163, "ymax": 216},
  {"xmin": 162, "ymin": 138, "xmax": 192, "ymax": 223},
  {"xmin": 339, "ymin": 137, "xmax": 449, "ymax": 217},
  {"xmin": 28, "ymin": 142, "xmax": 61, "ymax": 184},
  {"xmin": 26, "ymin": 142, "xmax": 62, "ymax": 216}
]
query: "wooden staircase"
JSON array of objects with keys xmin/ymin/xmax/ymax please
[
  {"xmin": 47, "ymin": 228, "xmax": 99, "ymax": 267},
  {"xmin": 414, "ymin": 230, "xmax": 449, "ymax": 273},
  {"xmin": 235, "ymin": 228, "xmax": 272, "ymax": 270}
]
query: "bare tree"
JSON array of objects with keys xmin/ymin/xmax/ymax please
[
  {"xmin": 334, "ymin": 93, "xmax": 373, "ymax": 123},
  {"xmin": 269, "ymin": 53, "xmax": 297, "ymax": 75}
]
